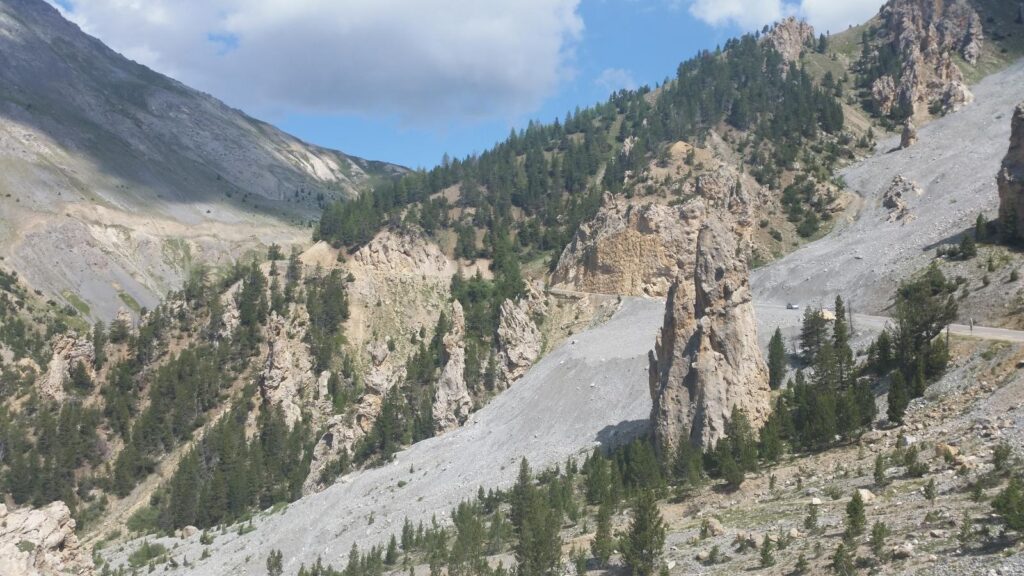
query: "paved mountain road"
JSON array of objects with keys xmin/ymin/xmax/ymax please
[{"xmin": 754, "ymin": 303, "xmax": 1024, "ymax": 344}]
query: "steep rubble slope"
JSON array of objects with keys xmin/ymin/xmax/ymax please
[
  {"xmin": 752, "ymin": 58, "xmax": 1024, "ymax": 314},
  {"xmin": 101, "ymin": 298, "xmax": 664, "ymax": 575},
  {"xmin": 0, "ymin": 0, "xmax": 402, "ymax": 318}
]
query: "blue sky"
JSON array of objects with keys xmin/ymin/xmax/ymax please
[
  {"xmin": 275, "ymin": 3, "xmax": 738, "ymax": 169},
  {"xmin": 49, "ymin": 0, "xmax": 882, "ymax": 170}
]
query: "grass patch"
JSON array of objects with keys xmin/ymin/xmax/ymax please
[
  {"xmin": 62, "ymin": 291, "xmax": 91, "ymax": 316},
  {"xmin": 117, "ymin": 291, "xmax": 142, "ymax": 313},
  {"xmin": 126, "ymin": 505, "xmax": 160, "ymax": 535},
  {"xmin": 128, "ymin": 540, "xmax": 167, "ymax": 568}
]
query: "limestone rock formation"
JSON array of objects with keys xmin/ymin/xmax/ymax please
[
  {"xmin": 552, "ymin": 163, "xmax": 761, "ymax": 297},
  {"xmin": 260, "ymin": 312, "xmax": 315, "ymax": 428},
  {"xmin": 883, "ymin": 175, "xmax": 923, "ymax": 223},
  {"xmin": 551, "ymin": 195, "xmax": 703, "ymax": 297},
  {"xmin": 901, "ymin": 120, "xmax": 918, "ymax": 149},
  {"xmin": 0, "ymin": 502, "xmax": 94, "ymax": 576},
  {"xmin": 998, "ymin": 103, "xmax": 1024, "ymax": 242},
  {"xmin": 432, "ymin": 300, "xmax": 473, "ymax": 433},
  {"xmin": 350, "ymin": 228, "xmax": 450, "ymax": 277},
  {"xmin": 38, "ymin": 334, "xmax": 94, "ymax": 402},
  {"xmin": 495, "ymin": 295, "xmax": 542, "ymax": 390},
  {"xmin": 764, "ymin": 17, "xmax": 815, "ymax": 65},
  {"xmin": 648, "ymin": 218, "xmax": 770, "ymax": 453},
  {"xmin": 870, "ymin": 0, "xmax": 982, "ymax": 117}
]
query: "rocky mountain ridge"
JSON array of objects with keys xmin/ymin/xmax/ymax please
[{"xmin": 0, "ymin": 0, "xmax": 402, "ymax": 320}]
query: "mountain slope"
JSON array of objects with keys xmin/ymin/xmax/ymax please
[
  {"xmin": 0, "ymin": 0, "xmax": 403, "ymax": 319},
  {"xmin": 100, "ymin": 296, "xmax": 664, "ymax": 575}
]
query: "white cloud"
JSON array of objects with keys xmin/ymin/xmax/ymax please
[
  {"xmin": 686, "ymin": 0, "xmax": 882, "ymax": 34},
  {"xmin": 50, "ymin": 0, "xmax": 584, "ymax": 123},
  {"xmin": 799, "ymin": 0, "xmax": 883, "ymax": 34},
  {"xmin": 688, "ymin": 0, "xmax": 786, "ymax": 30},
  {"xmin": 595, "ymin": 68, "xmax": 637, "ymax": 92}
]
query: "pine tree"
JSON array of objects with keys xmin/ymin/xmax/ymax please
[
  {"xmin": 993, "ymin": 478, "xmax": 1024, "ymax": 531},
  {"xmin": 869, "ymin": 522, "xmax": 889, "ymax": 561},
  {"xmin": 845, "ymin": 491, "xmax": 866, "ymax": 539},
  {"xmin": 800, "ymin": 308, "xmax": 827, "ymax": 364},
  {"xmin": 385, "ymin": 535, "xmax": 398, "ymax": 565},
  {"xmin": 266, "ymin": 549, "xmax": 283, "ymax": 576},
  {"xmin": 768, "ymin": 328, "xmax": 787, "ymax": 390},
  {"xmin": 760, "ymin": 534, "xmax": 775, "ymax": 567},
  {"xmin": 621, "ymin": 490, "xmax": 666, "ymax": 576},
  {"xmin": 512, "ymin": 458, "xmax": 561, "ymax": 576},
  {"xmin": 873, "ymin": 454, "xmax": 887, "ymax": 486},
  {"xmin": 887, "ymin": 372, "xmax": 909, "ymax": 424},
  {"xmin": 832, "ymin": 542, "xmax": 855, "ymax": 575},
  {"xmin": 833, "ymin": 296, "xmax": 853, "ymax": 387},
  {"xmin": 590, "ymin": 499, "xmax": 614, "ymax": 567},
  {"xmin": 92, "ymin": 321, "xmax": 107, "ymax": 369}
]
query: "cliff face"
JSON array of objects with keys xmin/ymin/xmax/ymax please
[
  {"xmin": 432, "ymin": 300, "xmax": 473, "ymax": 433},
  {"xmin": 764, "ymin": 17, "xmax": 815, "ymax": 64},
  {"xmin": 552, "ymin": 163, "xmax": 760, "ymax": 298},
  {"xmin": 0, "ymin": 502, "xmax": 94, "ymax": 576},
  {"xmin": 870, "ymin": 0, "xmax": 983, "ymax": 118},
  {"xmin": 551, "ymin": 196, "xmax": 703, "ymax": 297},
  {"xmin": 998, "ymin": 102, "xmax": 1024, "ymax": 241},
  {"xmin": 648, "ymin": 218, "xmax": 770, "ymax": 453}
]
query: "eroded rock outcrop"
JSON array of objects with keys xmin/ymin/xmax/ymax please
[
  {"xmin": 495, "ymin": 292, "xmax": 543, "ymax": 390},
  {"xmin": 764, "ymin": 17, "xmax": 814, "ymax": 65},
  {"xmin": 553, "ymin": 163, "xmax": 761, "ymax": 297},
  {"xmin": 38, "ymin": 334, "xmax": 94, "ymax": 402},
  {"xmin": 870, "ymin": 0, "xmax": 982, "ymax": 118},
  {"xmin": 901, "ymin": 120, "xmax": 918, "ymax": 149},
  {"xmin": 432, "ymin": 300, "xmax": 473, "ymax": 433},
  {"xmin": 998, "ymin": 102, "xmax": 1024, "ymax": 242},
  {"xmin": 260, "ymin": 312, "xmax": 315, "ymax": 428},
  {"xmin": 0, "ymin": 502, "xmax": 94, "ymax": 576},
  {"xmin": 883, "ymin": 175, "xmax": 923, "ymax": 223},
  {"xmin": 648, "ymin": 218, "xmax": 770, "ymax": 453},
  {"xmin": 551, "ymin": 196, "xmax": 703, "ymax": 297}
]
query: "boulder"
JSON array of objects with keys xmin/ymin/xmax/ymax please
[
  {"xmin": 857, "ymin": 489, "xmax": 877, "ymax": 504},
  {"xmin": 0, "ymin": 502, "xmax": 94, "ymax": 576},
  {"xmin": 893, "ymin": 542, "xmax": 914, "ymax": 559},
  {"xmin": 706, "ymin": 517, "xmax": 726, "ymax": 536},
  {"xmin": 883, "ymin": 175, "xmax": 923, "ymax": 224},
  {"xmin": 649, "ymin": 217, "xmax": 770, "ymax": 453},
  {"xmin": 900, "ymin": 120, "xmax": 918, "ymax": 149},
  {"xmin": 998, "ymin": 103, "xmax": 1024, "ymax": 243}
]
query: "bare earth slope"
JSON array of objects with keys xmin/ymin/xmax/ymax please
[
  {"xmin": 752, "ymin": 58, "xmax": 1024, "ymax": 315},
  {"xmin": 0, "ymin": 0, "xmax": 402, "ymax": 318},
  {"xmin": 102, "ymin": 297, "xmax": 664, "ymax": 575}
]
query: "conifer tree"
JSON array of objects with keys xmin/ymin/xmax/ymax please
[
  {"xmin": 768, "ymin": 328, "xmax": 787, "ymax": 390},
  {"xmin": 845, "ymin": 491, "xmax": 866, "ymax": 539},
  {"xmin": 887, "ymin": 373, "xmax": 909, "ymax": 424},
  {"xmin": 621, "ymin": 490, "xmax": 666, "ymax": 576},
  {"xmin": 591, "ymin": 499, "xmax": 614, "ymax": 567}
]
